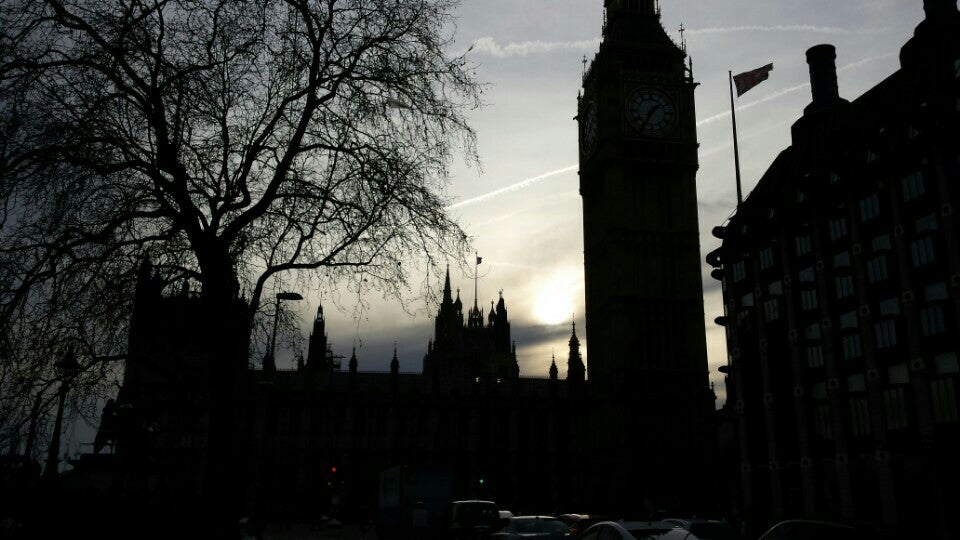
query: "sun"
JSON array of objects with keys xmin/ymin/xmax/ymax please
[{"xmin": 533, "ymin": 273, "xmax": 577, "ymax": 326}]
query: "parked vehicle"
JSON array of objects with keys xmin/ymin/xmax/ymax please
[
  {"xmin": 662, "ymin": 518, "xmax": 741, "ymax": 540},
  {"xmin": 450, "ymin": 500, "xmax": 500, "ymax": 539},
  {"xmin": 491, "ymin": 515, "xmax": 572, "ymax": 539},
  {"xmin": 578, "ymin": 521, "xmax": 692, "ymax": 540},
  {"xmin": 757, "ymin": 520, "xmax": 864, "ymax": 540},
  {"xmin": 555, "ymin": 514, "xmax": 608, "ymax": 538}
]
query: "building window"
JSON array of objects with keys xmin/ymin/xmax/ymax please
[
  {"xmin": 732, "ymin": 261, "xmax": 746, "ymax": 282},
  {"xmin": 843, "ymin": 335, "xmax": 862, "ymax": 360},
  {"xmin": 911, "ymin": 237, "xmax": 936, "ymax": 267},
  {"xmin": 867, "ymin": 255, "xmax": 889, "ymax": 284},
  {"xmin": 867, "ymin": 150, "xmax": 878, "ymax": 164},
  {"xmin": 833, "ymin": 251, "xmax": 851, "ymax": 268},
  {"xmin": 875, "ymin": 320, "xmax": 898, "ymax": 348},
  {"xmin": 848, "ymin": 373, "xmax": 867, "ymax": 393},
  {"xmin": 763, "ymin": 299, "xmax": 780, "ymax": 321},
  {"xmin": 830, "ymin": 171, "xmax": 840, "ymax": 184},
  {"xmin": 901, "ymin": 170, "xmax": 926, "ymax": 201},
  {"xmin": 883, "ymin": 387, "xmax": 909, "ymax": 431},
  {"xmin": 850, "ymin": 398, "xmax": 872, "ymax": 436},
  {"xmin": 768, "ymin": 280, "xmax": 783, "ymax": 296},
  {"xmin": 840, "ymin": 311, "xmax": 858, "ymax": 329},
  {"xmin": 740, "ymin": 292, "xmax": 754, "ymax": 307},
  {"xmin": 801, "ymin": 289, "xmax": 819, "ymax": 311},
  {"xmin": 926, "ymin": 282, "xmax": 948, "ymax": 301},
  {"xmin": 931, "ymin": 378, "xmax": 958, "ymax": 424},
  {"xmin": 829, "ymin": 218, "xmax": 848, "ymax": 241},
  {"xmin": 935, "ymin": 353, "xmax": 959, "ymax": 375},
  {"xmin": 921, "ymin": 305, "xmax": 945, "ymax": 336},
  {"xmin": 835, "ymin": 276, "xmax": 854, "ymax": 299},
  {"xmin": 889, "ymin": 363, "xmax": 910, "ymax": 384},
  {"xmin": 872, "ymin": 234, "xmax": 892, "ymax": 252},
  {"xmin": 799, "ymin": 267, "xmax": 815, "ymax": 282},
  {"xmin": 805, "ymin": 324, "xmax": 821, "ymax": 340},
  {"xmin": 879, "ymin": 297, "xmax": 900, "ymax": 316},
  {"xmin": 860, "ymin": 194, "xmax": 880, "ymax": 222},
  {"xmin": 796, "ymin": 235, "xmax": 812, "ymax": 256},
  {"xmin": 813, "ymin": 382, "xmax": 832, "ymax": 440},
  {"xmin": 759, "ymin": 247, "xmax": 775, "ymax": 270},
  {"xmin": 915, "ymin": 213, "xmax": 938, "ymax": 233},
  {"xmin": 807, "ymin": 345, "xmax": 824, "ymax": 368},
  {"xmin": 797, "ymin": 191, "xmax": 807, "ymax": 203}
]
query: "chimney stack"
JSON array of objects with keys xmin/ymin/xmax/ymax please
[
  {"xmin": 924, "ymin": 0, "xmax": 958, "ymax": 19},
  {"xmin": 806, "ymin": 44, "xmax": 840, "ymax": 106}
]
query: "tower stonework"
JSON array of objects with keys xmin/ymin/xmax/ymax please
[{"xmin": 578, "ymin": 0, "xmax": 715, "ymax": 507}]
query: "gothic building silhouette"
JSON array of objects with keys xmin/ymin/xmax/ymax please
[{"xmin": 83, "ymin": 0, "xmax": 717, "ymax": 519}]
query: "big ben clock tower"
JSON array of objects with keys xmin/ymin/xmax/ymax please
[{"xmin": 579, "ymin": 0, "xmax": 714, "ymax": 507}]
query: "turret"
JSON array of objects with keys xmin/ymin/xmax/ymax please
[
  {"xmin": 549, "ymin": 355, "xmax": 559, "ymax": 381},
  {"xmin": 306, "ymin": 304, "xmax": 328, "ymax": 371},
  {"xmin": 567, "ymin": 321, "xmax": 586, "ymax": 384},
  {"xmin": 390, "ymin": 346, "xmax": 399, "ymax": 377}
]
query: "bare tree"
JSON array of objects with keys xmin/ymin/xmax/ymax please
[{"xmin": 1, "ymin": 0, "xmax": 478, "ymax": 531}]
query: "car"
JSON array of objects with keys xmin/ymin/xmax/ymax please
[
  {"xmin": 491, "ymin": 516, "xmax": 572, "ymax": 539},
  {"xmin": 578, "ymin": 521, "xmax": 693, "ymax": 540},
  {"xmin": 662, "ymin": 518, "xmax": 741, "ymax": 540},
  {"xmin": 757, "ymin": 520, "xmax": 865, "ymax": 540},
  {"xmin": 450, "ymin": 500, "xmax": 501, "ymax": 539},
  {"xmin": 555, "ymin": 514, "xmax": 609, "ymax": 538}
]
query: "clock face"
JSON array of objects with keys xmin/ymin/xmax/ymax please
[
  {"xmin": 580, "ymin": 101, "xmax": 598, "ymax": 154},
  {"xmin": 626, "ymin": 88, "xmax": 677, "ymax": 137}
]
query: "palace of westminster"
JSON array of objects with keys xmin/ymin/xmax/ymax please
[{"xmin": 67, "ymin": 0, "xmax": 958, "ymax": 536}]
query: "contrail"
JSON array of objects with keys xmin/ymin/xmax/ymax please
[
  {"xmin": 446, "ymin": 165, "xmax": 577, "ymax": 210},
  {"xmin": 696, "ymin": 52, "xmax": 897, "ymax": 128},
  {"xmin": 461, "ymin": 37, "xmax": 600, "ymax": 58}
]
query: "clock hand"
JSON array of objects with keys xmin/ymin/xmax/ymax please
[{"xmin": 639, "ymin": 104, "xmax": 662, "ymax": 131}]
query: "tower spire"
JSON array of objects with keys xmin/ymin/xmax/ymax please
[{"xmin": 443, "ymin": 264, "xmax": 452, "ymax": 304}]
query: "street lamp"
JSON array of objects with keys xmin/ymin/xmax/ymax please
[
  {"xmin": 264, "ymin": 292, "xmax": 303, "ymax": 372},
  {"xmin": 43, "ymin": 347, "xmax": 80, "ymax": 483}
]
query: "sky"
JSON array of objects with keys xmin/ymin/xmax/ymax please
[{"xmin": 284, "ymin": 0, "xmax": 928, "ymax": 405}]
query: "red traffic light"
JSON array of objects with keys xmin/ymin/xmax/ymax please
[{"xmin": 330, "ymin": 466, "xmax": 337, "ymax": 474}]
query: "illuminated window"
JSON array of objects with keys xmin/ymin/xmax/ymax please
[{"xmin": 796, "ymin": 235, "xmax": 812, "ymax": 256}]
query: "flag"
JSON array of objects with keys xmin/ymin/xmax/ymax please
[
  {"xmin": 476, "ymin": 256, "xmax": 483, "ymax": 265},
  {"xmin": 733, "ymin": 63, "xmax": 774, "ymax": 97}
]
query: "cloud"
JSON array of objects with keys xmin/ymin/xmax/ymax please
[
  {"xmin": 447, "ymin": 165, "xmax": 577, "ymax": 210},
  {"xmin": 467, "ymin": 37, "xmax": 601, "ymax": 58},
  {"xmin": 696, "ymin": 52, "xmax": 898, "ymax": 128},
  {"xmin": 688, "ymin": 25, "xmax": 885, "ymax": 36}
]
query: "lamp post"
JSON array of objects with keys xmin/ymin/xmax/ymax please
[
  {"xmin": 264, "ymin": 292, "xmax": 303, "ymax": 372},
  {"xmin": 43, "ymin": 347, "xmax": 80, "ymax": 483}
]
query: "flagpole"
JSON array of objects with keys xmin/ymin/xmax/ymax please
[{"xmin": 728, "ymin": 70, "xmax": 744, "ymax": 207}]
